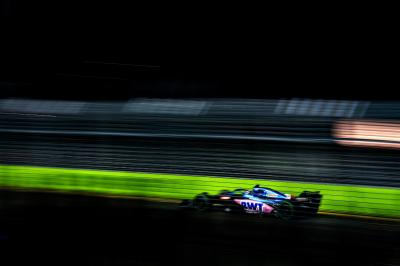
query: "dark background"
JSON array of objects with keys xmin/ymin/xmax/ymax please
[
  {"xmin": 1, "ymin": 1, "xmax": 398, "ymax": 100},
  {"xmin": 1, "ymin": 3, "xmax": 400, "ymax": 266}
]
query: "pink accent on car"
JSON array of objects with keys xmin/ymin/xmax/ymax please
[{"xmin": 262, "ymin": 204, "xmax": 274, "ymax": 213}]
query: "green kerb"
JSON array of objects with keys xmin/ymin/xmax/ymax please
[{"xmin": 0, "ymin": 165, "xmax": 399, "ymax": 218}]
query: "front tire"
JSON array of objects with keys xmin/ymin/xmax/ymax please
[{"xmin": 193, "ymin": 194, "xmax": 210, "ymax": 211}]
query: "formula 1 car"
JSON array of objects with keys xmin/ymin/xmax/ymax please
[{"xmin": 180, "ymin": 185, "xmax": 322, "ymax": 220}]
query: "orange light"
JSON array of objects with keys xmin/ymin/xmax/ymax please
[
  {"xmin": 220, "ymin": 196, "xmax": 231, "ymax": 200},
  {"xmin": 334, "ymin": 120, "xmax": 400, "ymax": 149}
]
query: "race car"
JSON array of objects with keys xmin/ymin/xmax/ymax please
[{"xmin": 180, "ymin": 185, "xmax": 322, "ymax": 220}]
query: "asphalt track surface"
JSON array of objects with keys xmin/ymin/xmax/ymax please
[{"xmin": 0, "ymin": 190, "xmax": 399, "ymax": 266}]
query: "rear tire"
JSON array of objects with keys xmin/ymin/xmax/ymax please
[
  {"xmin": 275, "ymin": 200, "xmax": 294, "ymax": 220},
  {"xmin": 299, "ymin": 191, "xmax": 322, "ymax": 216}
]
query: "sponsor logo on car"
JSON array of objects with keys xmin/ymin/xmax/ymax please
[
  {"xmin": 234, "ymin": 199, "xmax": 273, "ymax": 214},
  {"xmin": 241, "ymin": 201, "xmax": 262, "ymax": 211}
]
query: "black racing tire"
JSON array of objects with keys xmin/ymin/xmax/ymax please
[
  {"xmin": 193, "ymin": 194, "xmax": 210, "ymax": 211},
  {"xmin": 275, "ymin": 200, "xmax": 294, "ymax": 220}
]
